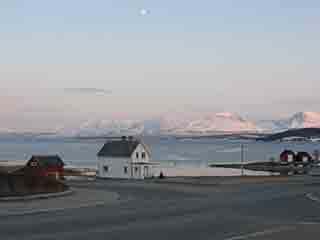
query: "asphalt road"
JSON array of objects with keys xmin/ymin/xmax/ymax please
[{"xmin": 1, "ymin": 176, "xmax": 320, "ymax": 240}]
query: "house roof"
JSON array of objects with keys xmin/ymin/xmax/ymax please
[
  {"xmin": 28, "ymin": 155, "xmax": 64, "ymax": 167},
  {"xmin": 97, "ymin": 139, "xmax": 141, "ymax": 157}
]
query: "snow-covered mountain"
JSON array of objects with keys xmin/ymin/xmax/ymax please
[
  {"xmin": 287, "ymin": 112, "xmax": 320, "ymax": 129},
  {"xmin": 69, "ymin": 119, "xmax": 145, "ymax": 137},
  {"xmin": 256, "ymin": 120, "xmax": 288, "ymax": 133},
  {"xmin": 74, "ymin": 112, "xmax": 320, "ymax": 137},
  {"xmin": 179, "ymin": 112, "xmax": 258, "ymax": 134},
  {"xmin": 67, "ymin": 112, "xmax": 259, "ymax": 137},
  {"xmin": 257, "ymin": 112, "xmax": 320, "ymax": 132}
]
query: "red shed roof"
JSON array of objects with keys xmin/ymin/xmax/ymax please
[{"xmin": 28, "ymin": 155, "xmax": 64, "ymax": 168}]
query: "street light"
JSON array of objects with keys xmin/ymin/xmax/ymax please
[{"xmin": 241, "ymin": 144, "xmax": 245, "ymax": 176}]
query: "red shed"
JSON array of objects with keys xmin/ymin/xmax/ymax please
[
  {"xmin": 26, "ymin": 155, "xmax": 65, "ymax": 179},
  {"xmin": 280, "ymin": 150, "xmax": 296, "ymax": 165}
]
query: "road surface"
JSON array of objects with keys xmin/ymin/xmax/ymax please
[{"xmin": 1, "ymin": 176, "xmax": 320, "ymax": 240}]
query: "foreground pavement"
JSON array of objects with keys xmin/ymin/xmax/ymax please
[
  {"xmin": 1, "ymin": 176, "xmax": 320, "ymax": 240},
  {"xmin": 0, "ymin": 187, "xmax": 119, "ymax": 217}
]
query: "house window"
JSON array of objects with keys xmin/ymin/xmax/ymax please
[
  {"xmin": 136, "ymin": 152, "xmax": 139, "ymax": 159},
  {"xmin": 124, "ymin": 166, "xmax": 128, "ymax": 174},
  {"xmin": 142, "ymin": 152, "xmax": 146, "ymax": 159},
  {"xmin": 103, "ymin": 166, "xmax": 109, "ymax": 172},
  {"xmin": 30, "ymin": 161, "xmax": 38, "ymax": 167},
  {"xmin": 135, "ymin": 167, "xmax": 138, "ymax": 173}
]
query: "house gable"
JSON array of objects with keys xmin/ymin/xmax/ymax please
[{"xmin": 131, "ymin": 144, "xmax": 151, "ymax": 163}]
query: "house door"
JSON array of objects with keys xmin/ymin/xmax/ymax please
[{"xmin": 143, "ymin": 166, "xmax": 149, "ymax": 178}]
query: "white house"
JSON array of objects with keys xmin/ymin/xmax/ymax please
[{"xmin": 97, "ymin": 136, "xmax": 154, "ymax": 179}]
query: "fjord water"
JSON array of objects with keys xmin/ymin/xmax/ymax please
[{"xmin": 0, "ymin": 137, "xmax": 319, "ymax": 168}]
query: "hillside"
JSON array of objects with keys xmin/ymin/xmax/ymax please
[
  {"xmin": 258, "ymin": 128, "xmax": 320, "ymax": 142},
  {"xmin": 257, "ymin": 112, "xmax": 320, "ymax": 132}
]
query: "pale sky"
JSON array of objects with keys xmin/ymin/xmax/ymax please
[{"xmin": 0, "ymin": 0, "xmax": 320, "ymax": 131}]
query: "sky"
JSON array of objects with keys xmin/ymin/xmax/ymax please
[{"xmin": 0, "ymin": 0, "xmax": 320, "ymax": 131}]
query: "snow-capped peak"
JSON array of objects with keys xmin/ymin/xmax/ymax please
[
  {"xmin": 183, "ymin": 112, "xmax": 258, "ymax": 134},
  {"xmin": 301, "ymin": 112, "xmax": 320, "ymax": 122},
  {"xmin": 289, "ymin": 112, "xmax": 320, "ymax": 129},
  {"xmin": 257, "ymin": 111, "xmax": 320, "ymax": 132}
]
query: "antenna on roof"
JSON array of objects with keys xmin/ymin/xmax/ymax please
[{"xmin": 121, "ymin": 136, "xmax": 127, "ymax": 141}]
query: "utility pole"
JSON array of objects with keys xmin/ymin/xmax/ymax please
[{"xmin": 241, "ymin": 144, "xmax": 245, "ymax": 176}]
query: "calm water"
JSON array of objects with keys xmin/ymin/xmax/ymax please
[{"xmin": 0, "ymin": 137, "xmax": 319, "ymax": 168}]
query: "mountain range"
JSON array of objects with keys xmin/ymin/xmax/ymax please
[
  {"xmin": 2, "ymin": 112, "xmax": 320, "ymax": 138},
  {"xmin": 55, "ymin": 111, "xmax": 320, "ymax": 137},
  {"xmin": 257, "ymin": 112, "xmax": 320, "ymax": 133}
]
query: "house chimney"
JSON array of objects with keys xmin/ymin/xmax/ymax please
[{"xmin": 121, "ymin": 136, "xmax": 127, "ymax": 141}]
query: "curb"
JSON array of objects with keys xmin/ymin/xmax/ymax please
[
  {"xmin": 0, "ymin": 189, "xmax": 121, "ymax": 217},
  {"xmin": 0, "ymin": 200, "xmax": 112, "ymax": 218},
  {"xmin": 0, "ymin": 189, "xmax": 73, "ymax": 202}
]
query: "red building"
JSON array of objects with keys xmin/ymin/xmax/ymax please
[
  {"xmin": 25, "ymin": 155, "xmax": 65, "ymax": 179},
  {"xmin": 280, "ymin": 150, "xmax": 296, "ymax": 165},
  {"xmin": 295, "ymin": 152, "xmax": 312, "ymax": 166}
]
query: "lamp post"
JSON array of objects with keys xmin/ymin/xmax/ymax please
[{"xmin": 241, "ymin": 144, "xmax": 245, "ymax": 176}]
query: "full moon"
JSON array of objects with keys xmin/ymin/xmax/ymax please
[{"xmin": 139, "ymin": 8, "xmax": 149, "ymax": 16}]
